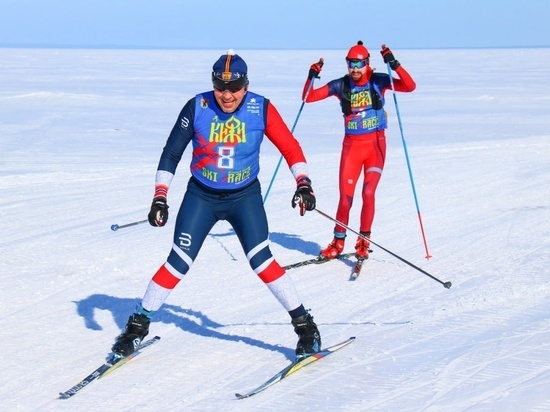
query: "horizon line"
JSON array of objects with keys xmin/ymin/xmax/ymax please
[{"xmin": 1, "ymin": 44, "xmax": 549, "ymax": 51}]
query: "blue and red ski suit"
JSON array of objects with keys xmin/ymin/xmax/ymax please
[{"xmin": 140, "ymin": 90, "xmax": 311, "ymax": 316}]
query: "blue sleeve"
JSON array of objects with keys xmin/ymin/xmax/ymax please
[
  {"xmin": 327, "ymin": 78, "xmax": 345, "ymax": 98},
  {"xmin": 157, "ymin": 97, "xmax": 196, "ymax": 173},
  {"xmin": 372, "ymin": 73, "xmax": 392, "ymax": 95}
]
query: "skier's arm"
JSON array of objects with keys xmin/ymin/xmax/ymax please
[
  {"xmin": 264, "ymin": 101, "xmax": 309, "ymax": 181},
  {"xmin": 392, "ymin": 66, "xmax": 416, "ymax": 92}
]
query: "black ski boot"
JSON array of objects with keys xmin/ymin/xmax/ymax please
[
  {"xmin": 112, "ymin": 313, "xmax": 150, "ymax": 357},
  {"xmin": 291, "ymin": 312, "xmax": 321, "ymax": 358}
]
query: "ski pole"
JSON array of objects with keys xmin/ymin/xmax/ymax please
[
  {"xmin": 386, "ymin": 62, "xmax": 432, "ymax": 260},
  {"xmin": 111, "ymin": 219, "xmax": 148, "ymax": 231},
  {"xmin": 263, "ymin": 58, "xmax": 323, "ymax": 205},
  {"xmin": 314, "ymin": 208, "xmax": 451, "ymax": 289}
]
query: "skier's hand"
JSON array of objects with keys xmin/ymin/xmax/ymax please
[
  {"xmin": 380, "ymin": 44, "xmax": 401, "ymax": 70},
  {"xmin": 308, "ymin": 58, "xmax": 324, "ymax": 79},
  {"xmin": 148, "ymin": 197, "xmax": 169, "ymax": 227},
  {"xmin": 291, "ymin": 178, "xmax": 316, "ymax": 216}
]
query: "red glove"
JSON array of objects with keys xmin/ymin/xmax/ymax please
[
  {"xmin": 308, "ymin": 58, "xmax": 324, "ymax": 79},
  {"xmin": 380, "ymin": 44, "xmax": 400, "ymax": 70}
]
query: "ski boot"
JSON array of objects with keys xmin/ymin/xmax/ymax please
[
  {"xmin": 292, "ymin": 312, "xmax": 321, "ymax": 358},
  {"xmin": 319, "ymin": 236, "xmax": 345, "ymax": 260},
  {"xmin": 112, "ymin": 313, "xmax": 150, "ymax": 357},
  {"xmin": 355, "ymin": 232, "xmax": 371, "ymax": 260}
]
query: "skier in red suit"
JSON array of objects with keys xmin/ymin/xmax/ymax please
[{"xmin": 303, "ymin": 41, "xmax": 416, "ymax": 260}]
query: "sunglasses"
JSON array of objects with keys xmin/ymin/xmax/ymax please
[
  {"xmin": 347, "ymin": 59, "xmax": 369, "ymax": 69},
  {"xmin": 212, "ymin": 75, "xmax": 247, "ymax": 93}
]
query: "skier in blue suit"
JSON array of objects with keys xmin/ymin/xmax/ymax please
[{"xmin": 112, "ymin": 50, "xmax": 321, "ymax": 360}]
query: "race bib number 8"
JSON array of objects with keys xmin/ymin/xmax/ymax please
[{"xmin": 218, "ymin": 146, "xmax": 234, "ymax": 169}]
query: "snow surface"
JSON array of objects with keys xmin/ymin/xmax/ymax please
[{"xmin": 1, "ymin": 48, "xmax": 549, "ymax": 411}]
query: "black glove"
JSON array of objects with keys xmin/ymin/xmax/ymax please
[
  {"xmin": 291, "ymin": 179, "xmax": 316, "ymax": 216},
  {"xmin": 148, "ymin": 196, "xmax": 169, "ymax": 227},
  {"xmin": 308, "ymin": 58, "xmax": 324, "ymax": 79},
  {"xmin": 380, "ymin": 44, "xmax": 400, "ymax": 70}
]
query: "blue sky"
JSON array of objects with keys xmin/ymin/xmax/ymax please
[{"xmin": 1, "ymin": 0, "xmax": 548, "ymax": 50}]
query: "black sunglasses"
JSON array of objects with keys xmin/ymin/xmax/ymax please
[{"xmin": 212, "ymin": 75, "xmax": 247, "ymax": 93}]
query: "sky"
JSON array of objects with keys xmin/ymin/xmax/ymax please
[
  {"xmin": 1, "ymin": 0, "xmax": 549, "ymax": 50},
  {"xmin": 0, "ymin": 47, "xmax": 549, "ymax": 410}
]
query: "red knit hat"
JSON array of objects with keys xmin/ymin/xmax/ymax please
[{"xmin": 346, "ymin": 40, "xmax": 370, "ymax": 61}]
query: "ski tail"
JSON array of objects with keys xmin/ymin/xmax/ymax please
[{"xmin": 235, "ymin": 336, "xmax": 355, "ymax": 399}]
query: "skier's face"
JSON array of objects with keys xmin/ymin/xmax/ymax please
[
  {"xmin": 213, "ymin": 86, "xmax": 247, "ymax": 113},
  {"xmin": 347, "ymin": 59, "xmax": 368, "ymax": 83}
]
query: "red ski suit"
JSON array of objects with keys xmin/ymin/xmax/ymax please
[{"xmin": 302, "ymin": 65, "xmax": 415, "ymax": 236}]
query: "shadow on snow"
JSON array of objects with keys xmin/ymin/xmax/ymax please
[{"xmin": 74, "ymin": 294, "xmax": 296, "ymax": 360}]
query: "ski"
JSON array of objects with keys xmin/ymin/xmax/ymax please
[
  {"xmin": 283, "ymin": 252, "xmax": 355, "ymax": 270},
  {"xmin": 59, "ymin": 335, "xmax": 160, "ymax": 399},
  {"xmin": 350, "ymin": 257, "xmax": 367, "ymax": 281},
  {"xmin": 235, "ymin": 336, "xmax": 355, "ymax": 399}
]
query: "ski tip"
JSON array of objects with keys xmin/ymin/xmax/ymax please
[{"xmin": 235, "ymin": 393, "xmax": 246, "ymax": 399}]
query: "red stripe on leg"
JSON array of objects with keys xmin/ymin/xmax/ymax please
[
  {"xmin": 257, "ymin": 260, "xmax": 285, "ymax": 283},
  {"xmin": 151, "ymin": 265, "xmax": 181, "ymax": 289}
]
